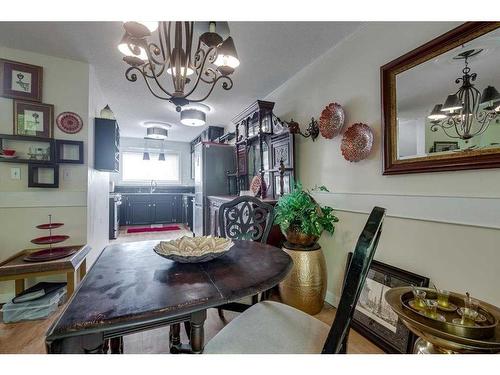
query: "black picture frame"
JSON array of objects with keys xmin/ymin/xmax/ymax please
[
  {"xmin": 28, "ymin": 164, "xmax": 59, "ymax": 188},
  {"xmin": 343, "ymin": 252, "xmax": 429, "ymax": 353},
  {"xmin": 55, "ymin": 139, "xmax": 84, "ymax": 164}
]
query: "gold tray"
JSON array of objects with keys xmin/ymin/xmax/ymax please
[{"xmin": 401, "ymin": 289, "xmax": 497, "ymax": 340}]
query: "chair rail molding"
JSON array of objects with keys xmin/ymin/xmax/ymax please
[
  {"xmin": 0, "ymin": 191, "xmax": 87, "ymax": 208},
  {"xmin": 312, "ymin": 192, "xmax": 500, "ymax": 230}
]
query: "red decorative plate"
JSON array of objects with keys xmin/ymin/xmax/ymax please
[
  {"xmin": 56, "ymin": 112, "xmax": 83, "ymax": 134},
  {"xmin": 341, "ymin": 123, "xmax": 374, "ymax": 162},
  {"xmin": 36, "ymin": 223, "xmax": 64, "ymax": 230},
  {"xmin": 24, "ymin": 246, "xmax": 79, "ymax": 262},
  {"xmin": 250, "ymin": 175, "xmax": 267, "ymax": 197},
  {"xmin": 31, "ymin": 235, "xmax": 70, "ymax": 245},
  {"xmin": 319, "ymin": 103, "xmax": 345, "ymax": 139}
]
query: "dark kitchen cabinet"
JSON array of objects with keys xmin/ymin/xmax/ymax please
[
  {"xmin": 126, "ymin": 195, "xmax": 152, "ymax": 225},
  {"xmin": 95, "ymin": 118, "xmax": 120, "ymax": 172},
  {"xmin": 153, "ymin": 195, "xmax": 174, "ymax": 223},
  {"xmin": 122, "ymin": 194, "xmax": 188, "ymax": 225}
]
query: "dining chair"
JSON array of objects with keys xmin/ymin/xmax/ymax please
[
  {"xmin": 204, "ymin": 206, "xmax": 386, "ymax": 354},
  {"xmin": 216, "ymin": 195, "xmax": 275, "ymax": 318}
]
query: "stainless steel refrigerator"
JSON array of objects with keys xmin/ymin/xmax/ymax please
[{"xmin": 193, "ymin": 142, "xmax": 235, "ymax": 237}]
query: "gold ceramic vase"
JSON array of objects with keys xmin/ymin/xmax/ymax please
[{"xmin": 279, "ymin": 242, "xmax": 327, "ymax": 315}]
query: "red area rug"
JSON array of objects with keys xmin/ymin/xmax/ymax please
[{"xmin": 127, "ymin": 225, "xmax": 181, "ymax": 234}]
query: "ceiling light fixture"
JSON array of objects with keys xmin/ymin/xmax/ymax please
[
  {"xmin": 180, "ymin": 108, "xmax": 206, "ymax": 127},
  {"xmin": 119, "ymin": 21, "xmax": 239, "ymax": 112},
  {"xmin": 427, "ymin": 49, "xmax": 499, "ymax": 141},
  {"xmin": 146, "ymin": 126, "xmax": 168, "ymax": 139}
]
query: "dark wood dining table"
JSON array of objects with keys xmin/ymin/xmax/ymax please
[{"xmin": 45, "ymin": 239, "xmax": 292, "ymax": 354}]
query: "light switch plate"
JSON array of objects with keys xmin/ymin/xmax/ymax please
[
  {"xmin": 63, "ymin": 168, "xmax": 71, "ymax": 180},
  {"xmin": 10, "ymin": 167, "xmax": 21, "ymax": 180}
]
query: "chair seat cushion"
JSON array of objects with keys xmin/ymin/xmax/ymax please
[{"xmin": 204, "ymin": 301, "xmax": 329, "ymax": 354}]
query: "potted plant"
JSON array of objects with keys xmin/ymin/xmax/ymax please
[{"xmin": 275, "ymin": 182, "xmax": 339, "ymax": 247}]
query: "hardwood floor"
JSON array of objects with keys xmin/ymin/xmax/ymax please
[{"xmin": 0, "ymin": 228, "xmax": 383, "ymax": 354}]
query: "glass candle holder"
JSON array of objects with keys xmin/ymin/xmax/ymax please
[
  {"xmin": 424, "ymin": 299, "xmax": 438, "ymax": 319},
  {"xmin": 412, "ymin": 289, "xmax": 427, "ymax": 309},
  {"xmin": 437, "ymin": 289, "xmax": 450, "ymax": 308}
]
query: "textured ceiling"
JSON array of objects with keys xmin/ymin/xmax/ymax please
[{"xmin": 0, "ymin": 21, "xmax": 362, "ymax": 141}]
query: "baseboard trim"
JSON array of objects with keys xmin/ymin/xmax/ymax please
[{"xmin": 325, "ymin": 290, "xmax": 339, "ymax": 308}]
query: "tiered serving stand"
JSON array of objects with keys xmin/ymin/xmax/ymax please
[
  {"xmin": 385, "ymin": 287, "xmax": 500, "ymax": 353},
  {"xmin": 24, "ymin": 215, "xmax": 78, "ymax": 262}
]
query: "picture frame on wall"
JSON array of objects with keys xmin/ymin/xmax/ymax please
[
  {"xmin": 0, "ymin": 59, "xmax": 43, "ymax": 102},
  {"xmin": 13, "ymin": 100, "xmax": 54, "ymax": 138},
  {"xmin": 343, "ymin": 252, "xmax": 429, "ymax": 353}
]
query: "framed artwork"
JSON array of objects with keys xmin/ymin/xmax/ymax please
[
  {"xmin": 0, "ymin": 59, "xmax": 43, "ymax": 102},
  {"xmin": 431, "ymin": 141, "xmax": 459, "ymax": 153},
  {"xmin": 343, "ymin": 252, "xmax": 429, "ymax": 353},
  {"xmin": 13, "ymin": 100, "xmax": 54, "ymax": 138}
]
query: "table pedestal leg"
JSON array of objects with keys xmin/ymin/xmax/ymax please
[
  {"xmin": 190, "ymin": 310, "xmax": 206, "ymax": 354},
  {"xmin": 15, "ymin": 279, "xmax": 25, "ymax": 296},
  {"xmin": 169, "ymin": 310, "xmax": 207, "ymax": 354}
]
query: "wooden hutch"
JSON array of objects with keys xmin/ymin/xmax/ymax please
[{"xmin": 207, "ymin": 100, "xmax": 295, "ymax": 245}]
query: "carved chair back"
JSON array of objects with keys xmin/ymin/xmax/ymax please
[
  {"xmin": 218, "ymin": 196, "xmax": 275, "ymax": 243},
  {"xmin": 322, "ymin": 206, "xmax": 386, "ymax": 354}
]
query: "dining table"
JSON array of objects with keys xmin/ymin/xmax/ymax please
[{"xmin": 45, "ymin": 239, "xmax": 293, "ymax": 354}]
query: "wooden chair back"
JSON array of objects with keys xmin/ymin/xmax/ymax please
[
  {"xmin": 321, "ymin": 206, "xmax": 386, "ymax": 354},
  {"xmin": 218, "ymin": 196, "xmax": 275, "ymax": 243}
]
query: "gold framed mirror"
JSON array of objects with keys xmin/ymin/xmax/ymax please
[{"xmin": 381, "ymin": 22, "xmax": 500, "ymax": 174}]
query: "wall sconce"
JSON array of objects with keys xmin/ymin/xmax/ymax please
[{"xmin": 277, "ymin": 117, "xmax": 320, "ymax": 141}]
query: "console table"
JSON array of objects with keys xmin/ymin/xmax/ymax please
[{"xmin": 0, "ymin": 245, "xmax": 90, "ymax": 298}]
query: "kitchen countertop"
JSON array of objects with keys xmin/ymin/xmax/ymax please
[
  {"xmin": 118, "ymin": 192, "xmax": 195, "ymax": 196},
  {"xmin": 207, "ymin": 195, "xmax": 278, "ymax": 203}
]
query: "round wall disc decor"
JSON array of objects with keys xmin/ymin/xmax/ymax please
[
  {"xmin": 56, "ymin": 112, "xmax": 83, "ymax": 134},
  {"xmin": 319, "ymin": 102, "xmax": 345, "ymax": 139},
  {"xmin": 341, "ymin": 123, "xmax": 374, "ymax": 162}
]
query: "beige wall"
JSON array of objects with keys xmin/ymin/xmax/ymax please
[
  {"xmin": 0, "ymin": 47, "xmax": 109, "ymax": 301},
  {"xmin": 260, "ymin": 22, "xmax": 500, "ymax": 305}
]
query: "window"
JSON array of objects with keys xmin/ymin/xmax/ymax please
[{"xmin": 121, "ymin": 151, "xmax": 180, "ymax": 183}]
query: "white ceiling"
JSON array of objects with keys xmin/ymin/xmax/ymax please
[{"xmin": 0, "ymin": 21, "xmax": 361, "ymax": 141}]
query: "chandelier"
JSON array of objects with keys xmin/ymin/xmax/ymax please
[
  {"xmin": 118, "ymin": 21, "xmax": 239, "ymax": 112},
  {"xmin": 427, "ymin": 49, "xmax": 500, "ymax": 141}
]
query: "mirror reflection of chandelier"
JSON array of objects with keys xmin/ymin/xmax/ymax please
[
  {"xmin": 427, "ymin": 49, "xmax": 500, "ymax": 141},
  {"xmin": 118, "ymin": 21, "xmax": 239, "ymax": 112}
]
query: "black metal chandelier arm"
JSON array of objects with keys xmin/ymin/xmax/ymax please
[
  {"xmin": 145, "ymin": 42, "xmax": 168, "ymax": 66},
  {"xmin": 181, "ymin": 48, "xmax": 219, "ymax": 99},
  {"xmin": 432, "ymin": 123, "xmax": 463, "ymax": 140},
  {"xmin": 142, "ymin": 61, "xmax": 166, "ymax": 79},
  {"xmin": 125, "ymin": 66, "xmax": 176, "ymax": 100},
  {"xmin": 187, "ymin": 75, "xmax": 234, "ymax": 103},
  {"xmin": 199, "ymin": 67, "xmax": 218, "ymax": 84}
]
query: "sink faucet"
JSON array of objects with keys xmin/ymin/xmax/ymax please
[{"xmin": 150, "ymin": 180, "xmax": 157, "ymax": 194}]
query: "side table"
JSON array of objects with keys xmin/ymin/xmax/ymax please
[
  {"xmin": 0, "ymin": 245, "xmax": 90, "ymax": 299},
  {"xmin": 279, "ymin": 241, "xmax": 327, "ymax": 315}
]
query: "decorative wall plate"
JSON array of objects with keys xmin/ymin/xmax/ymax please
[
  {"xmin": 56, "ymin": 112, "xmax": 83, "ymax": 134},
  {"xmin": 319, "ymin": 102, "xmax": 345, "ymax": 139},
  {"xmin": 341, "ymin": 123, "xmax": 374, "ymax": 162},
  {"xmin": 249, "ymin": 175, "xmax": 267, "ymax": 197},
  {"xmin": 154, "ymin": 236, "xmax": 234, "ymax": 263}
]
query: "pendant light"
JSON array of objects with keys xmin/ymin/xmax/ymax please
[{"xmin": 143, "ymin": 137, "xmax": 150, "ymax": 160}]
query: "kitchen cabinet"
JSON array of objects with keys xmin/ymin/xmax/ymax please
[
  {"xmin": 95, "ymin": 118, "xmax": 120, "ymax": 172},
  {"xmin": 122, "ymin": 194, "xmax": 191, "ymax": 226}
]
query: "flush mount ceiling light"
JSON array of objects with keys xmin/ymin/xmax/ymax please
[
  {"xmin": 427, "ymin": 49, "xmax": 499, "ymax": 141},
  {"xmin": 119, "ymin": 21, "xmax": 239, "ymax": 112},
  {"xmin": 180, "ymin": 108, "xmax": 206, "ymax": 127},
  {"xmin": 146, "ymin": 126, "xmax": 169, "ymax": 139}
]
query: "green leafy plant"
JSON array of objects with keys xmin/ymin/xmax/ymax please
[{"xmin": 274, "ymin": 182, "xmax": 339, "ymax": 237}]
